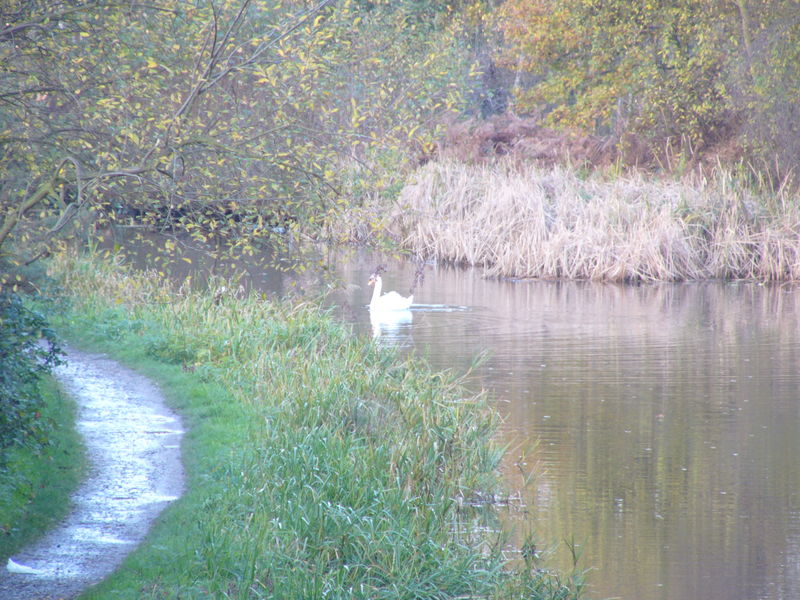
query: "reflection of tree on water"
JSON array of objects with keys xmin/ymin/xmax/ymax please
[{"xmin": 95, "ymin": 229, "xmax": 322, "ymax": 298}]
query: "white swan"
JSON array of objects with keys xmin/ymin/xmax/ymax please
[{"xmin": 368, "ymin": 274, "xmax": 413, "ymax": 311}]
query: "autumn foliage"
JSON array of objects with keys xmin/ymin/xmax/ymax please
[
  {"xmin": 0, "ymin": 0, "xmax": 481, "ymax": 270},
  {"xmin": 498, "ymin": 0, "xmax": 800, "ymax": 174}
]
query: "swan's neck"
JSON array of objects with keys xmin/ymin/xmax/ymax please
[{"xmin": 370, "ymin": 275, "xmax": 383, "ymax": 305}]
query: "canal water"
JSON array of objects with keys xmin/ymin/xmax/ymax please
[
  {"xmin": 112, "ymin": 237, "xmax": 800, "ymax": 600},
  {"xmin": 328, "ymin": 254, "xmax": 800, "ymax": 600}
]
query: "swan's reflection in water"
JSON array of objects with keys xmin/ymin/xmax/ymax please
[
  {"xmin": 367, "ymin": 303, "xmax": 470, "ymax": 348},
  {"xmin": 369, "ymin": 308, "xmax": 413, "ymax": 346}
]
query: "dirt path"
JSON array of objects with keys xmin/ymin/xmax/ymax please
[{"xmin": 0, "ymin": 348, "xmax": 185, "ymax": 599}]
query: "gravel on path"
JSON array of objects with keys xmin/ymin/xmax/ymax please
[{"xmin": 0, "ymin": 348, "xmax": 185, "ymax": 599}]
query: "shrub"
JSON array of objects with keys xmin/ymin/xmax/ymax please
[
  {"xmin": 0, "ymin": 292, "xmax": 63, "ymax": 457},
  {"xmin": 497, "ymin": 0, "xmax": 800, "ymax": 175}
]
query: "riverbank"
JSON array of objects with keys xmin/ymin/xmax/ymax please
[
  {"xmin": 38, "ymin": 251, "xmax": 584, "ymax": 599},
  {"xmin": 341, "ymin": 159, "xmax": 800, "ymax": 282}
]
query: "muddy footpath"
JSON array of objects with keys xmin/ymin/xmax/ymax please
[{"xmin": 0, "ymin": 348, "xmax": 185, "ymax": 599}]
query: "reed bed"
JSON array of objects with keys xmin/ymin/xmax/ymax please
[
  {"xmin": 389, "ymin": 160, "xmax": 800, "ymax": 282},
  {"xmin": 46, "ymin": 251, "xmax": 583, "ymax": 599}
]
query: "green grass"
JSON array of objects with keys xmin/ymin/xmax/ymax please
[
  {"xmin": 41, "ymin": 251, "xmax": 584, "ymax": 599},
  {"xmin": 0, "ymin": 376, "xmax": 86, "ymax": 560}
]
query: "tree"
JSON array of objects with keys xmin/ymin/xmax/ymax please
[
  {"xmin": 727, "ymin": 0, "xmax": 800, "ymax": 178},
  {"xmin": 503, "ymin": 0, "xmax": 736, "ymax": 141},
  {"xmin": 0, "ymin": 0, "xmax": 476, "ymax": 277},
  {"xmin": 497, "ymin": 0, "xmax": 796, "ymax": 162}
]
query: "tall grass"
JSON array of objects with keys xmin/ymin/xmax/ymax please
[
  {"xmin": 389, "ymin": 160, "xmax": 800, "ymax": 281},
  {"xmin": 46, "ymin": 251, "xmax": 583, "ymax": 599}
]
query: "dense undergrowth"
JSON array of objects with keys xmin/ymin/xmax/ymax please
[
  {"xmin": 0, "ymin": 291, "xmax": 63, "ymax": 454},
  {"xmin": 0, "ymin": 376, "xmax": 84, "ymax": 561},
  {"xmin": 44, "ymin": 250, "xmax": 584, "ymax": 599},
  {"xmin": 0, "ymin": 289, "xmax": 82, "ymax": 561},
  {"xmin": 376, "ymin": 160, "xmax": 800, "ymax": 282}
]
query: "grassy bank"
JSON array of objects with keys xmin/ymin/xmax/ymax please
[
  {"xmin": 0, "ymin": 377, "xmax": 85, "ymax": 560},
  {"xmin": 383, "ymin": 160, "xmax": 800, "ymax": 282},
  {"xmin": 44, "ymin": 251, "xmax": 583, "ymax": 599}
]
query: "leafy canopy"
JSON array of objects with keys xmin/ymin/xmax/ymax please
[
  {"xmin": 1, "ymin": 0, "xmax": 477, "ymax": 271},
  {"xmin": 498, "ymin": 0, "xmax": 800, "ymax": 172}
]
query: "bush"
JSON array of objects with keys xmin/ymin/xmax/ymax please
[
  {"xmin": 0, "ymin": 292, "xmax": 63, "ymax": 457},
  {"xmin": 498, "ymin": 0, "xmax": 800, "ymax": 175}
]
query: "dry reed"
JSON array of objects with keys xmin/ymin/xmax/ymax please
[{"xmin": 387, "ymin": 160, "xmax": 800, "ymax": 282}]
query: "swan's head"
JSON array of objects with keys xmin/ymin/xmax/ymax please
[{"xmin": 368, "ymin": 273, "xmax": 380, "ymax": 287}]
